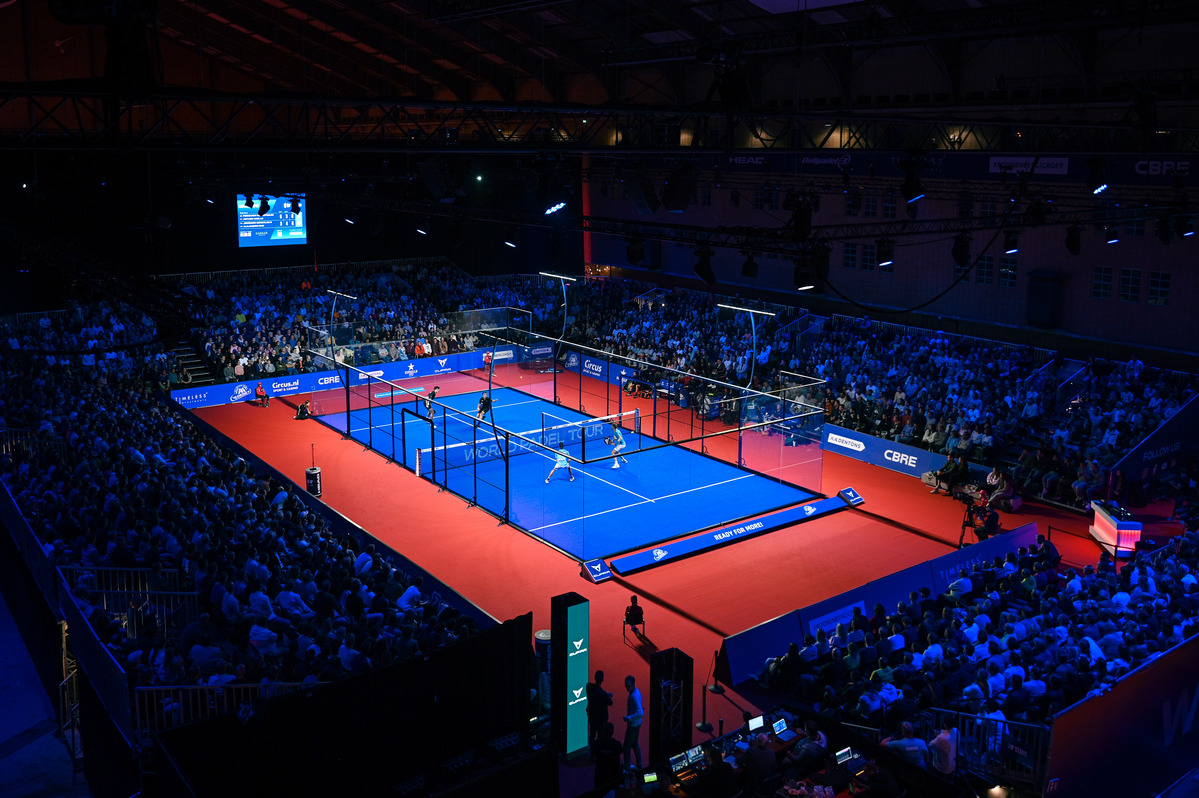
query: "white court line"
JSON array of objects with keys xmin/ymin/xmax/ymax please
[{"xmin": 529, "ymin": 472, "xmax": 757, "ymax": 532}]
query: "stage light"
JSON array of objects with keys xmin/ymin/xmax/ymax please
[
  {"xmin": 740, "ymin": 252, "xmax": 758, "ymax": 278},
  {"xmin": 416, "ymin": 226, "xmax": 427, "ymax": 235},
  {"xmin": 257, "ymin": 196, "xmax": 271, "ymax": 216},
  {"xmin": 476, "ymin": 174, "xmax": 483, "ymax": 182},
  {"xmin": 952, "ymin": 233, "xmax": 972, "ymax": 268},
  {"xmin": 1004, "ymin": 229, "xmax": 1020, "ymax": 254},
  {"xmin": 345, "ymin": 216, "xmax": 356, "ymax": 225},
  {"xmin": 877, "ymin": 238, "xmax": 895, "ymax": 267},
  {"xmin": 244, "ymin": 195, "xmax": 254, "ymax": 208},
  {"xmin": 205, "ymin": 198, "xmax": 214, "ymax": 204},
  {"xmin": 504, "ymin": 240, "xmax": 516, "ymax": 248},
  {"xmin": 1087, "ymin": 158, "xmax": 1108, "ymax": 194},
  {"xmin": 1177, "ymin": 214, "xmax": 1195, "ymax": 237},
  {"xmin": 1104, "ymin": 223, "xmax": 1119, "ymax": 244},
  {"xmin": 1065, "ymin": 225, "xmax": 1082, "ymax": 255},
  {"xmin": 544, "ymin": 201, "xmax": 566, "ymax": 215}
]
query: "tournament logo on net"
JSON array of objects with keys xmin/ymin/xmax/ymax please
[
  {"xmin": 652, "ymin": 548, "xmax": 668, "ymax": 561},
  {"xmin": 803, "ymin": 505, "xmax": 816, "ymax": 516}
]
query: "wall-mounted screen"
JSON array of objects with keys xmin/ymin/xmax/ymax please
[{"xmin": 237, "ymin": 193, "xmax": 307, "ymax": 248}]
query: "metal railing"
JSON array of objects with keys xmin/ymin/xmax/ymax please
[
  {"xmin": 134, "ymin": 682, "xmax": 325, "ymax": 734},
  {"xmin": 924, "ymin": 707, "xmax": 1050, "ymax": 794},
  {"xmin": 60, "ymin": 566, "xmax": 198, "ymax": 642},
  {"xmin": 0, "ymin": 427, "xmax": 71, "ymax": 462},
  {"xmin": 154, "ymin": 256, "xmax": 454, "ymax": 285},
  {"xmin": 1054, "ymin": 363, "xmax": 1090, "ymax": 410}
]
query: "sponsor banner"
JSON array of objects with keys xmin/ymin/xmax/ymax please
[
  {"xmin": 987, "ymin": 156, "xmax": 1069, "ymax": 175},
  {"xmin": 820, "ymin": 424, "xmax": 940, "ymax": 478},
  {"xmin": 1110, "ymin": 394, "xmax": 1199, "ymax": 492},
  {"xmin": 1045, "ymin": 632, "xmax": 1199, "ymax": 797},
  {"xmin": 609, "ymin": 491, "xmax": 859, "ymax": 575},
  {"xmin": 581, "ymin": 559, "xmax": 612, "ymax": 583},
  {"xmin": 170, "ymin": 349, "xmax": 511, "ymax": 409},
  {"xmin": 795, "ymin": 521, "xmax": 1039, "ymax": 639},
  {"xmin": 720, "ymin": 610, "xmax": 804, "ymax": 689},
  {"xmin": 563, "ymin": 350, "xmax": 639, "ymax": 386}
]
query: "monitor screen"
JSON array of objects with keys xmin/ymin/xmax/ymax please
[
  {"xmin": 686, "ymin": 745, "xmax": 704, "ymax": 765},
  {"xmin": 643, "ymin": 772, "xmax": 659, "ymax": 785},
  {"xmin": 836, "ymin": 747, "xmax": 853, "ymax": 765},
  {"xmin": 748, "ymin": 715, "xmax": 765, "ymax": 732},
  {"xmin": 772, "ymin": 718, "xmax": 788, "ymax": 735},
  {"xmin": 670, "ymin": 753, "xmax": 688, "ymax": 773},
  {"xmin": 237, "ymin": 193, "xmax": 308, "ymax": 248}
]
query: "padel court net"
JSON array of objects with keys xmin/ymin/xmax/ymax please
[{"xmin": 304, "ymin": 326, "xmax": 824, "ymax": 561}]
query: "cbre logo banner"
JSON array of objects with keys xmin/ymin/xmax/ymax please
[{"xmin": 821, "ymin": 424, "xmax": 939, "ymax": 479}]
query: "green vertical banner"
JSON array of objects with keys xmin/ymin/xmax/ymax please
[{"xmin": 551, "ymin": 592, "xmax": 590, "ymax": 757}]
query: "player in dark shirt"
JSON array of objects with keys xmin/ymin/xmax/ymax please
[{"xmin": 475, "ymin": 392, "xmax": 492, "ymax": 427}]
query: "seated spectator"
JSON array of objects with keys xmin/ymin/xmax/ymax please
[
  {"xmin": 930, "ymin": 453, "xmax": 962, "ymax": 494},
  {"xmin": 882, "ymin": 721, "xmax": 930, "ymax": 769}
]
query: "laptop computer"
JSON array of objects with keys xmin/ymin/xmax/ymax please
[
  {"xmin": 747, "ymin": 714, "xmax": 765, "ymax": 733},
  {"xmin": 835, "ymin": 747, "xmax": 854, "ymax": 766},
  {"xmin": 772, "ymin": 717, "xmax": 798, "ymax": 742}
]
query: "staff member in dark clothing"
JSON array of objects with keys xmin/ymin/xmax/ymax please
[{"xmin": 586, "ymin": 670, "xmax": 614, "ymax": 749}]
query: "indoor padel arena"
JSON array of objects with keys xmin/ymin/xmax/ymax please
[{"xmin": 1, "ymin": 4, "xmax": 1198, "ymax": 798}]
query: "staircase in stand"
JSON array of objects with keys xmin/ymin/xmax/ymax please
[{"xmin": 170, "ymin": 338, "xmax": 215, "ymax": 386}]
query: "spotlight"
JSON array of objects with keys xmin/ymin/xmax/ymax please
[
  {"xmin": 416, "ymin": 226, "xmax": 427, "ymax": 235},
  {"xmin": 544, "ymin": 201, "xmax": 566, "ymax": 215},
  {"xmin": 1087, "ymin": 158, "xmax": 1108, "ymax": 195},
  {"xmin": 345, "ymin": 215, "xmax": 356, "ymax": 225},
  {"xmin": 205, "ymin": 198, "xmax": 214, "ymax": 205},
  {"xmin": 1104, "ymin": 223, "xmax": 1119, "ymax": 244},
  {"xmin": 1004, "ymin": 229, "xmax": 1020, "ymax": 254},
  {"xmin": 1065, "ymin": 225, "xmax": 1082, "ymax": 255},
  {"xmin": 741, "ymin": 252, "xmax": 758, "ymax": 278},
  {"xmin": 877, "ymin": 238, "xmax": 895, "ymax": 267},
  {"xmin": 257, "ymin": 196, "xmax": 271, "ymax": 216},
  {"xmin": 693, "ymin": 242, "xmax": 716, "ymax": 286},
  {"xmin": 503, "ymin": 227, "xmax": 518, "ymax": 248},
  {"xmin": 951, "ymin": 233, "xmax": 972, "ymax": 268},
  {"xmin": 243, "ymin": 195, "xmax": 254, "ymax": 209},
  {"xmin": 1177, "ymin": 214, "xmax": 1195, "ymax": 237}
]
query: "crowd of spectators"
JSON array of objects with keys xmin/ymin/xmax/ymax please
[
  {"xmin": 755, "ymin": 530, "xmax": 1199, "ymax": 752},
  {"xmin": 176, "ymin": 262, "xmax": 1197, "ymax": 512},
  {"xmin": 0, "ymin": 301, "xmax": 475, "ymax": 709}
]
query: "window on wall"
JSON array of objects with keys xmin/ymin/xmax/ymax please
[
  {"xmin": 1124, "ymin": 218, "xmax": 1145, "ymax": 238},
  {"xmin": 863, "ymin": 194, "xmax": 878, "ymax": 218},
  {"xmin": 979, "ymin": 197, "xmax": 998, "ymax": 217},
  {"xmin": 1091, "ymin": 266, "xmax": 1113, "ymax": 299},
  {"xmin": 999, "ymin": 255, "xmax": 1018, "ymax": 288},
  {"xmin": 845, "ymin": 191, "xmax": 861, "ymax": 216},
  {"xmin": 860, "ymin": 242, "xmax": 877, "ymax": 270},
  {"xmin": 882, "ymin": 196, "xmax": 897, "ymax": 220},
  {"xmin": 1148, "ymin": 271, "xmax": 1170, "ymax": 306},
  {"xmin": 1120, "ymin": 269, "xmax": 1141, "ymax": 302},
  {"xmin": 842, "ymin": 243, "xmax": 858, "ymax": 269},
  {"xmin": 976, "ymin": 255, "xmax": 994, "ymax": 285},
  {"xmin": 754, "ymin": 186, "xmax": 768, "ymax": 210}
]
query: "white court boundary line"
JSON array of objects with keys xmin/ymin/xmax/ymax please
[{"xmin": 528, "ymin": 472, "xmax": 757, "ymax": 532}]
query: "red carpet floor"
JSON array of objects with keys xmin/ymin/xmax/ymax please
[{"xmin": 193, "ymin": 400, "xmax": 1103, "ymax": 795}]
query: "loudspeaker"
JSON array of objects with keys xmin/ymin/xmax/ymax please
[
  {"xmin": 648, "ymin": 648, "xmax": 693, "ymax": 764},
  {"xmin": 624, "ymin": 168, "xmax": 660, "ymax": 215},
  {"xmin": 1027, "ymin": 272, "xmax": 1066, "ymax": 329}
]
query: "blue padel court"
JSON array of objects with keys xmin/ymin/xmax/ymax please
[{"xmin": 317, "ymin": 387, "xmax": 819, "ymax": 560}]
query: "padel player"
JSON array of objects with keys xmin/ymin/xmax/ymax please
[
  {"xmin": 545, "ymin": 442, "xmax": 575, "ymax": 483},
  {"xmin": 606, "ymin": 426, "xmax": 630, "ymax": 469},
  {"xmin": 424, "ymin": 385, "xmax": 441, "ymax": 420},
  {"xmin": 475, "ymin": 392, "xmax": 492, "ymax": 427}
]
